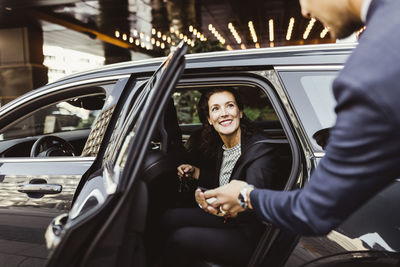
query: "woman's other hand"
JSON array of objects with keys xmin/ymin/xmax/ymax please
[{"xmin": 177, "ymin": 164, "xmax": 200, "ymax": 179}]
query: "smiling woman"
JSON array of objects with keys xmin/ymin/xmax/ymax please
[
  {"xmin": 206, "ymin": 90, "xmax": 243, "ymax": 148},
  {"xmin": 160, "ymin": 87, "xmax": 281, "ymax": 267}
]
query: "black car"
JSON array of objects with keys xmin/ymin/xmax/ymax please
[{"xmin": 0, "ymin": 42, "xmax": 398, "ymax": 267}]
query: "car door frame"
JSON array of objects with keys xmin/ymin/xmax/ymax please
[
  {"xmin": 45, "ymin": 43, "xmax": 187, "ymax": 267},
  {"xmin": 171, "ymin": 70, "xmax": 304, "ymax": 266}
]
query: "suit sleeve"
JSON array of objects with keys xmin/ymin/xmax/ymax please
[{"xmin": 250, "ymin": 85, "xmax": 400, "ymax": 235}]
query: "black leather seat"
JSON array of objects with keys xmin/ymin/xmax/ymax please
[{"xmin": 141, "ymin": 98, "xmax": 185, "ymax": 183}]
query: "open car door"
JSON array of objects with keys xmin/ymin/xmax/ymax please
[{"xmin": 45, "ymin": 42, "xmax": 187, "ymax": 267}]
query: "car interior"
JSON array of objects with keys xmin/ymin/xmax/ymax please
[
  {"xmin": 0, "ymin": 92, "xmax": 106, "ymax": 157},
  {"xmin": 137, "ymin": 83, "xmax": 293, "ymax": 266}
]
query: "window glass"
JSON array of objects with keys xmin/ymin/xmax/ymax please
[
  {"xmin": 300, "ymin": 75, "xmax": 337, "ymax": 129},
  {"xmin": 0, "ymin": 95, "xmax": 104, "ymax": 141},
  {"xmin": 279, "ymin": 71, "xmax": 338, "ymax": 151}
]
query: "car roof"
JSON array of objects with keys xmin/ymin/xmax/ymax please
[{"xmin": 50, "ymin": 43, "xmax": 356, "ymax": 84}]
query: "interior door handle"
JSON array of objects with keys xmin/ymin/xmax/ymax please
[{"xmin": 17, "ymin": 183, "xmax": 62, "ymax": 195}]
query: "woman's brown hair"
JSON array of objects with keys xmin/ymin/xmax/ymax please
[{"xmin": 197, "ymin": 88, "xmax": 255, "ymax": 157}]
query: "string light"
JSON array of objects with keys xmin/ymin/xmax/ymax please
[
  {"xmin": 268, "ymin": 19, "xmax": 274, "ymax": 42},
  {"xmin": 240, "ymin": 44, "xmax": 246, "ymax": 50},
  {"xmin": 320, "ymin": 27, "xmax": 329, "ymax": 38},
  {"xmin": 228, "ymin": 22, "xmax": 241, "ymax": 44},
  {"xmin": 113, "ymin": 25, "xmax": 172, "ymax": 51},
  {"xmin": 208, "ymin": 24, "xmax": 225, "ymax": 44},
  {"xmin": 286, "ymin": 17, "xmax": 295, "ymax": 41},
  {"xmin": 303, "ymin": 18, "xmax": 316, "ymax": 39},
  {"xmin": 248, "ymin": 21, "xmax": 258, "ymax": 43},
  {"xmin": 355, "ymin": 26, "xmax": 366, "ymax": 39}
]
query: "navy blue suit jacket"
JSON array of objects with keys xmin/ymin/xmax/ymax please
[{"xmin": 250, "ymin": 0, "xmax": 400, "ymax": 235}]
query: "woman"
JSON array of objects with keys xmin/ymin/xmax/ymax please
[{"xmin": 162, "ymin": 88, "xmax": 279, "ymax": 266}]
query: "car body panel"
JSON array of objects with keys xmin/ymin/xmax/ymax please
[{"xmin": 0, "ymin": 76, "xmax": 130, "ymax": 265}]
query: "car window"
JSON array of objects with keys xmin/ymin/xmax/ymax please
[
  {"xmin": 0, "ymin": 95, "xmax": 104, "ymax": 141},
  {"xmin": 173, "ymin": 84, "xmax": 279, "ymax": 125},
  {"xmin": 278, "ymin": 71, "xmax": 338, "ymax": 151}
]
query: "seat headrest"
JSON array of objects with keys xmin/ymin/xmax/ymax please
[{"xmin": 152, "ymin": 98, "xmax": 183, "ymax": 152}]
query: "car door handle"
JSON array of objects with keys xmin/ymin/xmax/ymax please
[{"xmin": 17, "ymin": 183, "xmax": 63, "ymax": 194}]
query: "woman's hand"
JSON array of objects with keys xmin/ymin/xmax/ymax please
[
  {"xmin": 177, "ymin": 164, "xmax": 200, "ymax": 179},
  {"xmin": 195, "ymin": 188, "xmax": 210, "ymax": 213}
]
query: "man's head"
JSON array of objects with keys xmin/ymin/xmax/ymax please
[{"xmin": 299, "ymin": 0, "xmax": 365, "ymax": 39}]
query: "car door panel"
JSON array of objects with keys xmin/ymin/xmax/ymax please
[{"xmin": 45, "ymin": 43, "xmax": 187, "ymax": 267}]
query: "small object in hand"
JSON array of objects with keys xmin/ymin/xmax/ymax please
[
  {"xmin": 183, "ymin": 168, "xmax": 195, "ymax": 178},
  {"xmin": 206, "ymin": 197, "xmax": 217, "ymax": 204},
  {"xmin": 219, "ymin": 206, "xmax": 227, "ymax": 216}
]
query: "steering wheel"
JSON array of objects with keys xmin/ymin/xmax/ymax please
[{"xmin": 30, "ymin": 135, "xmax": 77, "ymax": 157}]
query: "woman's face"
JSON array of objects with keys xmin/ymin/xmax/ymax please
[{"xmin": 207, "ymin": 91, "xmax": 243, "ymax": 137}]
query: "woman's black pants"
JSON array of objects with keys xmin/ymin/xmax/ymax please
[{"xmin": 161, "ymin": 208, "xmax": 260, "ymax": 267}]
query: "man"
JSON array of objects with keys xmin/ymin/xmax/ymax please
[{"xmin": 197, "ymin": 0, "xmax": 400, "ymax": 235}]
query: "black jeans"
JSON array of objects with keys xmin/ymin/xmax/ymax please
[{"xmin": 161, "ymin": 208, "xmax": 260, "ymax": 267}]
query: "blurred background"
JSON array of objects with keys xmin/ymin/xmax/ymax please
[{"xmin": 0, "ymin": 0, "xmax": 335, "ymax": 105}]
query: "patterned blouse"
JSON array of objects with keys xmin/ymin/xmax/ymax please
[{"xmin": 219, "ymin": 142, "xmax": 241, "ymax": 186}]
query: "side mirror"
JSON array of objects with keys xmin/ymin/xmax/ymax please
[{"xmin": 312, "ymin": 127, "xmax": 331, "ymax": 150}]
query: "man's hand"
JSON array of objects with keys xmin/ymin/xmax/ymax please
[{"xmin": 203, "ymin": 180, "xmax": 251, "ymax": 218}]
